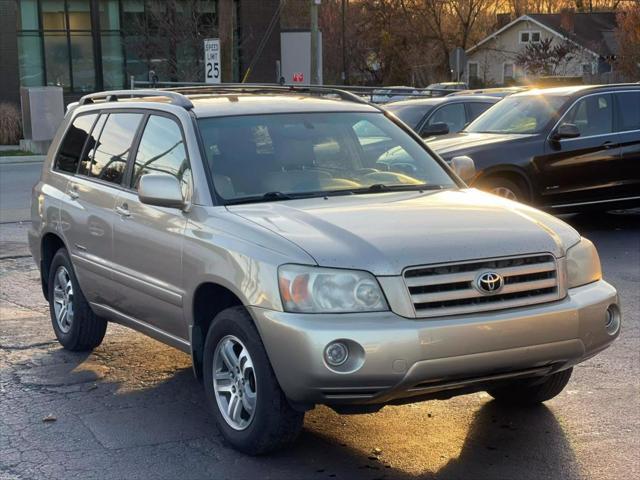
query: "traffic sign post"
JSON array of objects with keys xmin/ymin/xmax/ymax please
[{"xmin": 204, "ymin": 38, "xmax": 221, "ymax": 84}]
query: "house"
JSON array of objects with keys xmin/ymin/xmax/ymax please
[{"xmin": 465, "ymin": 11, "xmax": 619, "ymax": 87}]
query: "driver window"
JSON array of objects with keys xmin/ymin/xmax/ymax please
[
  {"xmin": 425, "ymin": 104, "xmax": 466, "ymax": 133},
  {"xmin": 562, "ymin": 94, "xmax": 612, "ymax": 137}
]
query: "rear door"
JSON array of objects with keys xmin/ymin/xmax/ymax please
[
  {"xmin": 60, "ymin": 111, "xmax": 144, "ymax": 306},
  {"xmin": 613, "ymin": 90, "xmax": 640, "ymax": 200},
  {"xmin": 112, "ymin": 113, "xmax": 192, "ymax": 340},
  {"xmin": 537, "ymin": 92, "xmax": 621, "ymax": 206}
]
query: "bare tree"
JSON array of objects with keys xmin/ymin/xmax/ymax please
[
  {"xmin": 614, "ymin": 2, "xmax": 640, "ymax": 80},
  {"xmin": 124, "ymin": 0, "xmax": 217, "ymax": 83}
]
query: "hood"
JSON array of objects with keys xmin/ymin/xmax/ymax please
[
  {"xmin": 428, "ymin": 132, "xmax": 536, "ymax": 156},
  {"xmin": 227, "ymin": 189, "xmax": 580, "ymax": 276}
]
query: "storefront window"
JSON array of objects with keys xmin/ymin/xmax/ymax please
[
  {"xmin": 70, "ymin": 32, "xmax": 95, "ymax": 91},
  {"xmin": 17, "ymin": 33, "xmax": 45, "ymax": 86},
  {"xmin": 43, "ymin": 31, "xmax": 70, "ymax": 87},
  {"xmin": 102, "ymin": 33, "xmax": 124, "ymax": 88}
]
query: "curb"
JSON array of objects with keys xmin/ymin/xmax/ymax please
[{"xmin": 0, "ymin": 155, "xmax": 45, "ymax": 165}]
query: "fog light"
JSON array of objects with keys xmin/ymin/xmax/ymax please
[
  {"xmin": 324, "ymin": 342, "xmax": 349, "ymax": 366},
  {"xmin": 605, "ymin": 305, "xmax": 621, "ymax": 336}
]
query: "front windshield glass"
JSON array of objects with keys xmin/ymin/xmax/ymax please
[
  {"xmin": 466, "ymin": 95, "xmax": 567, "ymax": 134},
  {"xmin": 385, "ymin": 104, "xmax": 433, "ymax": 129},
  {"xmin": 198, "ymin": 112, "xmax": 455, "ymax": 203}
]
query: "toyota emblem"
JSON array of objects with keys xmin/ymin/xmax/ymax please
[{"xmin": 476, "ymin": 272, "xmax": 504, "ymax": 294}]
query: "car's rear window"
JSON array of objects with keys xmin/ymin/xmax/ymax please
[
  {"xmin": 54, "ymin": 114, "xmax": 97, "ymax": 174},
  {"xmin": 198, "ymin": 112, "xmax": 455, "ymax": 202},
  {"xmin": 385, "ymin": 104, "xmax": 432, "ymax": 129}
]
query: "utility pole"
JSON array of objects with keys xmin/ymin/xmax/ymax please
[
  {"xmin": 341, "ymin": 0, "xmax": 348, "ymax": 84},
  {"xmin": 310, "ymin": 0, "xmax": 320, "ymax": 85}
]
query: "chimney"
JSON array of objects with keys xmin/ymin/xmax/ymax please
[
  {"xmin": 496, "ymin": 13, "xmax": 511, "ymax": 29},
  {"xmin": 560, "ymin": 9, "xmax": 575, "ymax": 33}
]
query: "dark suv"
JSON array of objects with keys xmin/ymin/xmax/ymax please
[{"xmin": 428, "ymin": 85, "xmax": 640, "ymax": 211}]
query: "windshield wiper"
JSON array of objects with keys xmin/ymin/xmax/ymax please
[
  {"xmin": 225, "ymin": 191, "xmax": 296, "ymax": 205},
  {"xmin": 351, "ymin": 183, "xmax": 446, "ymax": 194}
]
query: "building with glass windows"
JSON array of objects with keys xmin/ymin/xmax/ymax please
[{"xmin": 0, "ymin": 0, "xmax": 283, "ymax": 105}]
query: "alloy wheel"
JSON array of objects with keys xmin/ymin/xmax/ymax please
[
  {"xmin": 213, "ymin": 335, "xmax": 257, "ymax": 430},
  {"xmin": 52, "ymin": 266, "xmax": 74, "ymax": 334}
]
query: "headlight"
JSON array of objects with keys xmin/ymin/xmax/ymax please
[
  {"xmin": 278, "ymin": 264, "xmax": 388, "ymax": 313},
  {"xmin": 566, "ymin": 237, "xmax": 601, "ymax": 289}
]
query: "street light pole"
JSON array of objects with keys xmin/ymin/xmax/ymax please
[
  {"xmin": 341, "ymin": 0, "xmax": 348, "ymax": 84},
  {"xmin": 310, "ymin": 0, "xmax": 320, "ymax": 85}
]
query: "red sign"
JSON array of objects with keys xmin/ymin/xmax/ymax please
[{"xmin": 292, "ymin": 72, "xmax": 304, "ymax": 83}]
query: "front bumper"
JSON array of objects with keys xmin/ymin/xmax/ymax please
[{"xmin": 249, "ymin": 279, "xmax": 620, "ymax": 406}]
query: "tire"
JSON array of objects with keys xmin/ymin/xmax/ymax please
[
  {"xmin": 48, "ymin": 248, "xmax": 107, "ymax": 351},
  {"xmin": 477, "ymin": 176, "xmax": 526, "ymax": 203},
  {"xmin": 203, "ymin": 306, "xmax": 304, "ymax": 455},
  {"xmin": 488, "ymin": 368, "xmax": 573, "ymax": 406}
]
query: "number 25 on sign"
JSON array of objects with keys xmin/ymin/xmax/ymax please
[{"xmin": 204, "ymin": 38, "xmax": 221, "ymax": 84}]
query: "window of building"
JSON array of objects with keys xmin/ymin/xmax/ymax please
[
  {"xmin": 582, "ymin": 63, "xmax": 592, "ymax": 77},
  {"xmin": 55, "ymin": 113, "xmax": 97, "ymax": 173},
  {"xmin": 520, "ymin": 30, "xmax": 541, "ymax": 44},
  {"xmin": 467, "ymin": 62, "xmax": 478, "ymax": 81},
  {"xmin": 131, "ymin": 115, "xmax": 191, "ymax": 199},
  {"xmin": 503, "ymin": 63, "xmax": 515, "ymax": 84},
  {"xmin": 89, "ymin": 113, "xmax": 143, "ymax": 184}
]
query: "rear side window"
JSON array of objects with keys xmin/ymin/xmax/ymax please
[
  {"xmin": 54, "ymin": 114, "xmax": 97, "ymax": 174},
  {"xmin": 89, "ymin": 113, "xmax": 143, "ymax": 185},
  {"xmin": 131, "ymin": 115, "xmax": 191, "ymax": 197},
  {"xmin": 467, "ymin": 102, "xmax": 493, "ymax": 121},
  {"xmin": 614, "ymin": 91, "xmax": 640, "ymax": 132}
]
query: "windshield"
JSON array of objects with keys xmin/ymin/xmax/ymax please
[
  {"xmin": 466, "ymin": 95, "xmax": 567, "ymax": 134},
  {"xmin": 385, "ymin": 104, "xmax": 433, "ymax": 129},
  {"xmin": 198, "ymin": 112, "xmax": 455, "ymax": 203}
]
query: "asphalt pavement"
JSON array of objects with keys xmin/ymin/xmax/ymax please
[{"xmin": 0, "ymin": 163, "xmax": 638, "ymax": 479}]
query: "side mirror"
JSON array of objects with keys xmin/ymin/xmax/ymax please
[
  {"xmin": 552, "ymin": 123, "xmax": 580, "ymax": 140},
  {"xmin": 138, "ymin": 173, "xmax": 185, "ymax": 209},
  {"xmin": 421, "ymin": 122, "xmax": 449, "ymax": 137},
  {"xmin": 451, "ymin": 155, "xmax": 476, "ymax": 182}
]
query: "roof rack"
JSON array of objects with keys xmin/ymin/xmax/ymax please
[
  {"xmin": 77, "ymin": 89, "xmax": 194, "ymax": 110},
  {"xmin": 160, "ymin": 84, "xmax": 376, "ymax": 107}
]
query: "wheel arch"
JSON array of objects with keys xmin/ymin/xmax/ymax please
[
  {"xmin": 190, "ymin": 281, "xmax": 245, "ymax": 380},
  {"xmin": 472, "ymin": 165, "xmax": 534, "ymax": 202},
  {"xmin": 40, "ymin": 232, "xmax": 68, "ymax": 301}
]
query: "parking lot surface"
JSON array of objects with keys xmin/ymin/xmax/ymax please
[{"xmin": 1, "ymin": 211, "xmax": 638, "ymax": 480}]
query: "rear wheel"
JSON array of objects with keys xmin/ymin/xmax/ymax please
[
  {"xmin": 203, "ymin": 306, "xmax": 304, "ymax": 455},
  {"xmin": 48, "ymin": 248, "xmax": 107, "ymax": 351},
  {"xmin": 477, "ymin": 176, "xmax": 526, "ymax": 203},
  {"xmin": 488, "ymin": 368, "xmax": 573, "ymax": 406}
]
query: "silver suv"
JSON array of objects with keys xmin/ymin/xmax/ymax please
[{"xmin": 29, "ymin": 87, "xmax": 621, "ymax": 455}]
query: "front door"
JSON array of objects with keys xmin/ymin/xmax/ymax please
[
  {"xmin": 537, "ymin": 93, "xmax": 621, "ymax": 206},
  {"xmin": 112, "ymin": 114, "xmax": 192, "ymax": 340}
]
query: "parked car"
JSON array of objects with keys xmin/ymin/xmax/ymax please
[
  {"xmin": 371, "ymin": 86, "xmax": 426, "ymax": 104},
  {"xmin": 385, "ymin": 95, "xmax": 500, "ymax": 137},
  {"xmin": 448, "ymin": 86, "xmax": 531, "ymax": 98},
  {"xmin": 427, "ymin": 81, "xmax": 468, "ymax": 91},
  {"xmin": 30, "ymin": 86, "xmax": 621, "ymax": 455},
  {"xmin": 428, "ymin": 84, "xmax": 640, "ymax": 211}
]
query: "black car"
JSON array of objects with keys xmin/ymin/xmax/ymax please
[
  {"xmin": 384, "ymin": 95, "xmax": 500, "ymax": 138},
  {"xmin": 428, "ymin": 85, "xmax": 640, "ymax": 211}
]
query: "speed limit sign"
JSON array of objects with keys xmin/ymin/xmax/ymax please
[{"xmin": 204, "ymin": 38, "xmax": 221, "ymax": 84}]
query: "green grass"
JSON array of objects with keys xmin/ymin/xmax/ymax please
[{"xmin": 0, "ymin": 149, "xmax": 36, "ymax": 156}]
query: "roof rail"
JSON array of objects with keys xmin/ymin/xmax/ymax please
[
  {"xmin": 77, "ymin": 89, "xmax": 194, "ymax": 110},
  {"xmin": 160, "ymin": 84, "xmax": 376, "ymax": 107}
]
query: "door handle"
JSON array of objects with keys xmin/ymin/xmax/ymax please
[
  {"xmin": 115, "ymin": 204, "xmax": 131, "ymax": 217},
  {"xmin": 602, "ymin": 141, "xmax": 614, "ymax": 149}
]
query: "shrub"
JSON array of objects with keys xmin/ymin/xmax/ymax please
[{"xmin": 0, "ymin": 103, "xmax": 23, "ymax": 145}]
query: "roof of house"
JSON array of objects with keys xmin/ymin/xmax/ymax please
[
  {"xmin": 528, "ymin": 12, "xmax": 618, "ymax": 56},
  {"xmin": 467, "ymin": 12, "xmax": 619, "ymax": 58}
]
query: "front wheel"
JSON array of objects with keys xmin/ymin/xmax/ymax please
[
  {"xmin": 488, "ymin": 368, "xmax": 573, "ymax": 406},
  {"xmin": 477, "ymin": 177, "xmax": 526, "ymax": 203},
  {"xmin": 203, "ymin": 306, "xmax": 304, "ymax": 455}
]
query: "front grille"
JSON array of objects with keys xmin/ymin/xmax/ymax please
[{"xmin": 404, "ymin": 254, "xmax": 561, "ymax": 318}]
